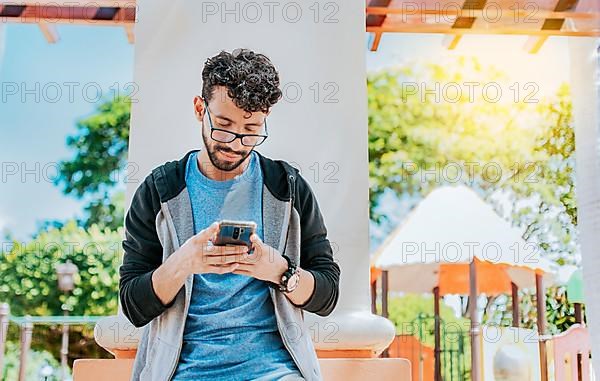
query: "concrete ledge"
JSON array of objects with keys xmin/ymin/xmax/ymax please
[
  {"xmin": 73, "ymin": 358, "xmax": 412, "ymax": 380},
  {"xmin": 319, "ymin": 358, "xmax": 412, "ymax": 381},
  {"xmin": 73, "ymin": 359, "xmax": 134, "ymax": 381}
]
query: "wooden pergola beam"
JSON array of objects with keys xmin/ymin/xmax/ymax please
[
  {"xmin": 38, "ymin": 20, "xmax": 58, "ymax": 43},
  {"xmin": 368, "ymin": 32, "xmax": 382, "ymax": 52},
  {"xmin": 0, "ymin": 5, "xmax": 136, "ymax": 23},
  {"xmin": 524, "ymin": 35, "xmax": 550, "ymax": 54},
  {"xmin": 524, "ymin": 0, "xmax": 580, "ymax": 53},
  {"xmin": 0, "ymin": 1, "xmax": 136, "ymax": 43},
  {"xmin": 443, "ymin": 0, "xmax": 488, "ymax": 50},
  {"xmin": 366, "ymin": 6, "xmax": 599, "ymax": 20},
  {"xmin": 366, "ymin": 0, "xmax": 392, "ymax": 51},
  {"xmin": 442, "ymin": 34, "xmax": 463, "ymax": 49},
  {"xmin": 367, "ymin": 24, "xmax": 600, "ymax": 37},
  {"xmin": 4, "ymin": 0, "xmax": 135, "ymax": 6}
]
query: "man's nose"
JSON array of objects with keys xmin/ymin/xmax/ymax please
[{"xmin": 228, "ymin": 138, "xmax": 245, "ymax": 152}]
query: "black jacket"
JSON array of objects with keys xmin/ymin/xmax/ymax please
[{"xmin": 119, "ymin": 149, "xmax": 341, "ymax": 327}]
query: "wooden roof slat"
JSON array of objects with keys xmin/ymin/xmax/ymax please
[
  {"xmin": 38, "ymin": 21, "xmax": 59, "ymax": 43},
  {"xmin": 366, "ymin": 6, "xmax": 599, "ymax": 20},
  {"xmin": 366, "ymin": 0, "xmax": 393, "ymax": 27},
  {"xmin": 524, "ymin": 0, "xmax": 580, "ymax": 54},
  {"xmin": 0, "ymin": 1, "xmax": 136, "ymax": 43},
  {"xmin": 368, "ymin": 24, "xmax": 599, "ymax": 36}
]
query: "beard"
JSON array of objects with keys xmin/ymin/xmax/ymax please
[{"xmin": 201, "ymin": 128, "xmax": 252, "ymax": 171}]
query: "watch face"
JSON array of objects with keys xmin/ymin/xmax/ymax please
[{"xmin": 286, "ymin": 272, "xmax": 300, "ymax": 292}]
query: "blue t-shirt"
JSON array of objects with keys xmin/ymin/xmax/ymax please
[{"xmin": 172, "ymin": 150, "xmax": 301, "ymax": 380}]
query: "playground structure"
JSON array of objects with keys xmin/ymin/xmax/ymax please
[{"xmin": 370, "ymin": 187, "xmax": 595, "ymax": 381}]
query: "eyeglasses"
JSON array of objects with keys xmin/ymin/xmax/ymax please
[{"xmin": 204, "ymin": 100, "xmax": 269, "ymax": 147}]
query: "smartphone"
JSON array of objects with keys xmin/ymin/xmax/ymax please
[{"xmin": 213, "ymin": 219, "xmax": 257, "ymax": 248}]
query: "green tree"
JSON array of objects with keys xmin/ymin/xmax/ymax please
[
  {"xmin": 368, "ymin": 57, "xmax": 545, "ymax": 221},
  {"xmin": 55, "ymin": 96, "xmax": 131, "ymax": 230},
  {"xmin": 0, "ymin": 221, "xmax": 122, "ymax": 362},
  {"xmin": 2, "ymin": 342, "xmax": 63, "ymax": 381},
  {"xmin": 1, "ymin": 221, "xmax": 121, "ymax": 316},
  {"xmin": 368, "ymin": 57, "xmax": 578, "ymax": 331},
  {"xmin": 385, "ymin": 295, "xmax": 471, "ymax": 380}
]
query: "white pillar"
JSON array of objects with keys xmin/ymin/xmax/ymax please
[
  {"xmin": 96, "ymin": 0, "xmax": 394, "ymax": 356},
  {"xmin": 569, "ymin": 37, "xmax": 600, "ymax": 375}
]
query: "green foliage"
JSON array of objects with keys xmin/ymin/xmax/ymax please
[
  {"xmin": 1, "ymin": 342, "xmax": 64, "ymax": 381},
  {"xmin": 368, "ymin": 57, "xmax": 544, "ymax": 222},
  {"xmin": 0, "ymin": 221, "xmax": 122, "ymax": 317},
  {"xmin": 0, "ymin": 221, "xmax": 122, "ymax": 364},
  {"xmin": 385, "ymin": 295, "xmax": 471, "ymax": 380},
  {"xmin": 55, "ymin": 96, "xmax": 131, "ymax": 230},
  {"xmin": 83, "ymin": 190, "xmax": 126, "ymax": 231},
  {"xmin": 519, "ymin": 286, "xmax": 579, "ymax": 334},
  {"xmin": 368, "ymin": 57, "xmax": 579, "ymax": 331},
  {"xmin": 386, "ymin": 294, "xmax": 469, "ymax": 347},
  {"xmin": 504, "ymin": 85, "xmax": 577, "ymax": 266},
  {"xmin": 57, "ymin": 96, "xmax": 130, "ymax": 197}
]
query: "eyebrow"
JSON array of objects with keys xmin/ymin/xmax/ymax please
[{"xmin": 213, "ymin": 113, "xmax": 264, "ymax": 127}]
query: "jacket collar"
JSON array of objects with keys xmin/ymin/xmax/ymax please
[{"xmin": 153, "ymin": 149, "xmax": 295, "ymax": 203}]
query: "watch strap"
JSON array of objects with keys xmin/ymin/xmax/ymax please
[{"xmin": 276, "ymin": 255, "xmax": 298, "ymax": 292}]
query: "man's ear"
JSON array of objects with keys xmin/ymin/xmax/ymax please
[{"xmin": 193, "ymin": 96, "xmax": 205, "ymax": 121}]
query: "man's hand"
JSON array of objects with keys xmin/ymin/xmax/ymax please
[
  {"xmin": 233, "ymin": 233, "xmax": 317, "ymax": 306},
  {"xmin": 231, "ymin": 233, "xmax": 288, "ymax": 283},
  {"xmin": 151, "ymin": 222, "xmax": 249, "ymax": 305},
  {"xmin": 176, "ymin": 221, "xmax": 250, "ymax": 275}
]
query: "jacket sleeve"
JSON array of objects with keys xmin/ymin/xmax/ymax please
[
  {"xmin": 293, "ymin": 172, "xmax": 341, "ymax": 317},
  {"xmin": 119, "ymin": 172, "xmax": 175, "ymax": 328}
]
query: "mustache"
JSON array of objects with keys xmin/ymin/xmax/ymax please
[{"xmin": 217, "ymin": 147, "xmax": 245, "ymax": 156}]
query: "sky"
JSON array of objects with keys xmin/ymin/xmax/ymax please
[
  {"xmin": 0, "ymin": 24, "xmax": 572, "ymax": 241},
  {"xmin": 0, "ymin": 24, "xmax": 134, "ymax": 240}
]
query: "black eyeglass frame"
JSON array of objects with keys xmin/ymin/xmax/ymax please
[{"xmin": 203, "ymin": 100, "xmax": 269, "ymax": 147}]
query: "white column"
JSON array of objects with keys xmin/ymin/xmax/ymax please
[
  {"xmin": 569, "ymin": 37, "xmax": 600, "ymax": 374},
  {"xmin": 96, "ymin": 0, "xmax": 395, "ymax": 356}
]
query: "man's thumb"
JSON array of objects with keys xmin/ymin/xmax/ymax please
[
  {"xmin": 250, "ymin": 233, "xmax": 262, "ymax": 245},
  {"xmin": 198, "ymin": 221, "xmax": 219, "ymax": 241}
]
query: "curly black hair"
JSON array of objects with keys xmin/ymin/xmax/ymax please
[{"xmin": 201, "ymin": 48, "xmax": 282, "ymax": 114}]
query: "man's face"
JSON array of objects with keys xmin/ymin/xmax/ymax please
[{"xmin": 198, "ymin": 87, "xmax": 268, "ymax": 172}]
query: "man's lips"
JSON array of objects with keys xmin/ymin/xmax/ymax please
[{"xmin": 219, "ymin": 150, "xmax": 241, "ymax": 159}]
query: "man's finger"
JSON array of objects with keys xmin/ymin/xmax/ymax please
[
  {"xmin": 234, "ymin": 263, "xmax": 253, "ymax": 271},
  {"xmin": 207, "ymin": 263, "xmax": 238, "ymax": 274},
  {"xmin": 204, "ymin": 245, "xmax": 248, "ymax": 256},
  {"xmin": 196, "ymin": 222, "xmax": 220, "ymax": 242},
  {"xmin": 250, "ymin": 233, "xmax": 262, "ymax": 246},
  {"xmin": 205, "ymin": 255, "xmax": 242, "ymax": 265}
]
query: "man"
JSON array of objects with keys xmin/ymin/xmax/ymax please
[{"xmin": 119, "ymin": 48, "xmax": 341, "ymax": 381}]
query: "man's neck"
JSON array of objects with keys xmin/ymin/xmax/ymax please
[{"xmin": 197, "ymin": 149, "xmax": 252, "ymax": 181}]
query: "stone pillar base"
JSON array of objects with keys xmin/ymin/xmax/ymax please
[
  {"xmin": 95, "ymin": 308, "xmax": 397, "ymax": 359},
  {"xmin": 307, "ymin": 308, "xmax": 397, "ymax": 356},
  {"xmin": 73, "ymin": 358, "xmax": 411, "ymax": 381}
]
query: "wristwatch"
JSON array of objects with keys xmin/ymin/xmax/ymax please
[{"xmin": 276, "ymin": 255, "xmax": 300, "ymax": 293}]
